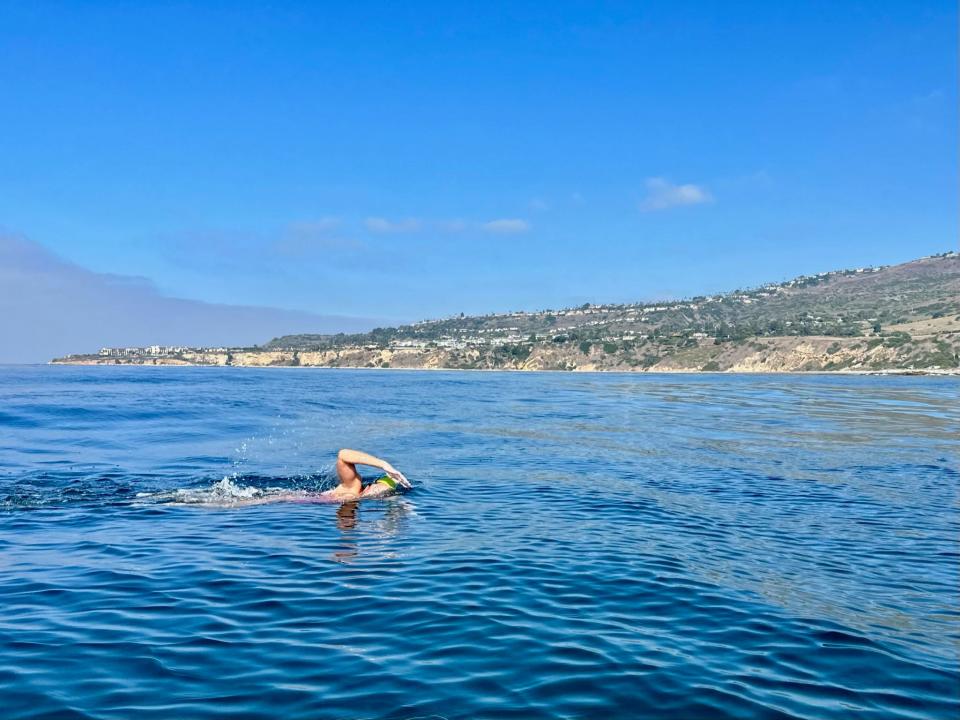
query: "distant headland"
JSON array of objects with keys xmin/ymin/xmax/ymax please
[{"xmin": 52, "ymin": 252, "xmax": 960, "ymax": 374}]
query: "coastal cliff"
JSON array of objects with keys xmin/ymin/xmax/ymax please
[
  {"xmin": 53, "ymin": 253, "xmax": 960, "ymax": 373},
  {"xmin": 51, "ymin": 326, "xmax": 959, "ymax": 373}
]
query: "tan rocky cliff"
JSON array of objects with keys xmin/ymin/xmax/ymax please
[{"xmin": 53, "ymin": 317, "xmax": 959, "ymax": 373}]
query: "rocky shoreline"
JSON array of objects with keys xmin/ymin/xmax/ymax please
[
  {"xmin": 52, "ymin": 332, "xmax": 959, "ymax": 374},
  {"xmin": 49, "ymin": 253, "xmax": 960, "ymax": 374}
]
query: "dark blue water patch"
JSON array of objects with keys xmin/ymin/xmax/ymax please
[
  {"xmin": 2, "ymin": 511, "xmax": 957, "ymax": 720},
  {"xmin": 0, "ymin": 410, "xmax": 42, "ymax": 428},
  {"xmin": 0, "ymin": 367, "xmax": 958, "ymax": 719}
]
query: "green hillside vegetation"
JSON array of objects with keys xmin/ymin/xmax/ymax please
[
  {"xmin": 258, "ymin": 252, "xmax": 959, "ymax": 372},
  {"xmin": 55, "ymin": 252, "xmax": 960, "ymax": 372}
]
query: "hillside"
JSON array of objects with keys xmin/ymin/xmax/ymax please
[{"xmin": 54, "ymin": 252, "xmax": 960, "ymax": 372}]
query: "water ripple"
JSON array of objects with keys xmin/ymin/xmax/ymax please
[{"xmin": 0, "ymin": 367, "xmax": 957, "ymax": 719}]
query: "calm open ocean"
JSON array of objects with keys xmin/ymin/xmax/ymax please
[{"xmin": 1, "ymin": 366, "xmax": 957, "ymax": 719}]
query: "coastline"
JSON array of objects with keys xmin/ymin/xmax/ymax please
[
  {"xmin": 43, "ymin": 254, "xmax": 959, "ymax": 375},
  {"xmin": 47, "ymin": 359, "xmax": 960, "ymax": 376}
]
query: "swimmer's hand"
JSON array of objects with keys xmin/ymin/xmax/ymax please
[{"xmin": 383, "ymin": 464, "xmax": 412, "ymax": 489}]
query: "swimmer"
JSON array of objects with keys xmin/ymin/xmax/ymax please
[
  {"xmin": 165, "ymin": 448, "xmax": 411, "ymax": 507},
  {"xmin": 325, "ymin": 448, "xmax": 411, "ymax": 501}
]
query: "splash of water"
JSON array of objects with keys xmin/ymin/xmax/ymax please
[
  {"xmin": 170, "ymin": 476, "xmax": 274, "ymax": 504},
  {"xmin": 136, "ymin": 473, "xmax": 325, "ymax": 506}
]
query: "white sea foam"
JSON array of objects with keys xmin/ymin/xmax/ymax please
[
  {"xmin": 135, "ymin": 475, "xmax": 291, "ymax": 506},
  {"xmin": 175, "ymin": 476, "xmax": 277, "ymax": 504}
]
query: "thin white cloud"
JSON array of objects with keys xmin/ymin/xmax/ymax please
[
  {"xmin": 275, "ymin": 235, "xmax": 364, "ymax": 256},
  {"xmin": 277, "ymin": 218, "xmax": 363, "ymax": 254},
  {"xmin": 529, "ymin": 198, "xmax": 549, "ymax": 212},
  {"xmin": 364, "ymin": 217, "xmax": 422, "ymax": 233},
  {"xmin": 639, "ymin": 178, "xmax": 713, "ymax": 212},
  {"xmin": 361, "ymin": 216, "xmax": 531, "ymax": 234},
  {"xmin": 287, "ymin": 217, "xmax": 341, "ymax": 235},
  {"xmin": 482, "ymin": 218, "xmax": 531, "ymax": 234},
  {"xmin": 434, "ymin": 219, "xmax": 468, "ymax": 233}
]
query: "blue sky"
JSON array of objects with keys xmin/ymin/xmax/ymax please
[{"xmin": 1, "ymin": 0, "xmax": 956, "ymax": 336}]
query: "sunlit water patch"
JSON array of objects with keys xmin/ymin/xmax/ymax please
[{"xmin": 1, "ymin": 366, "xmax": 958, "ymax": 719}]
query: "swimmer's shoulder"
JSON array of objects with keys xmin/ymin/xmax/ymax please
[{"xmin": 322, "ymin": 486, "xmax": 359, "ymax": 501}]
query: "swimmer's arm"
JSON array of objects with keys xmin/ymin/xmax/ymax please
[
  {"xmin": 337, "ymin": 449, "xmax": 411, "ymax": 488},
  {"xmin": 337, "ymin": 448, "xmax": 394, "ymax": 472}
]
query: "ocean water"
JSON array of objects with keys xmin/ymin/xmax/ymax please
[{"xmin": 0, "ymin": 366, "xmax": 957, "ymax": 720}]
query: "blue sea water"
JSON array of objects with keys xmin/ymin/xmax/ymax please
[{"xmin": 0, "ymin": 366, "xmax": 958, "ymax": 720}]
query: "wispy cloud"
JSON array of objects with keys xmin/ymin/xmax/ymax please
[
  {"xmin": 275, "ymin": 218, "xmax": 364, "ymax": 255},
  {"xmin": 363, "ymin": 216, "xmax": 531, "ymax": 235},
  {"xmin": 434, "ymin": 219, "xmax": 468, "ymax": 233},
  {"xmin": 639, "ymin": 178, "xmax": 713, "ymax": 212},
  {"xmin": 482, "ymin": 218, "xmax": 531, "ymax": 234},
  {"xmin": 287, "ymin": 217, "xmax": 341, "ymax": 235},
  {"xmin": 364, "ymin": 217, "xmax": 422, "ymax": 233},
  {"xmin": 0, "ymin": 234, "xmax": 379, "ymax": 363}
]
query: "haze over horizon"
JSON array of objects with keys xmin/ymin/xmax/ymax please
[{"xmin": 1, "ymin": 1, "xmax": 956, "ymax": 362}]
